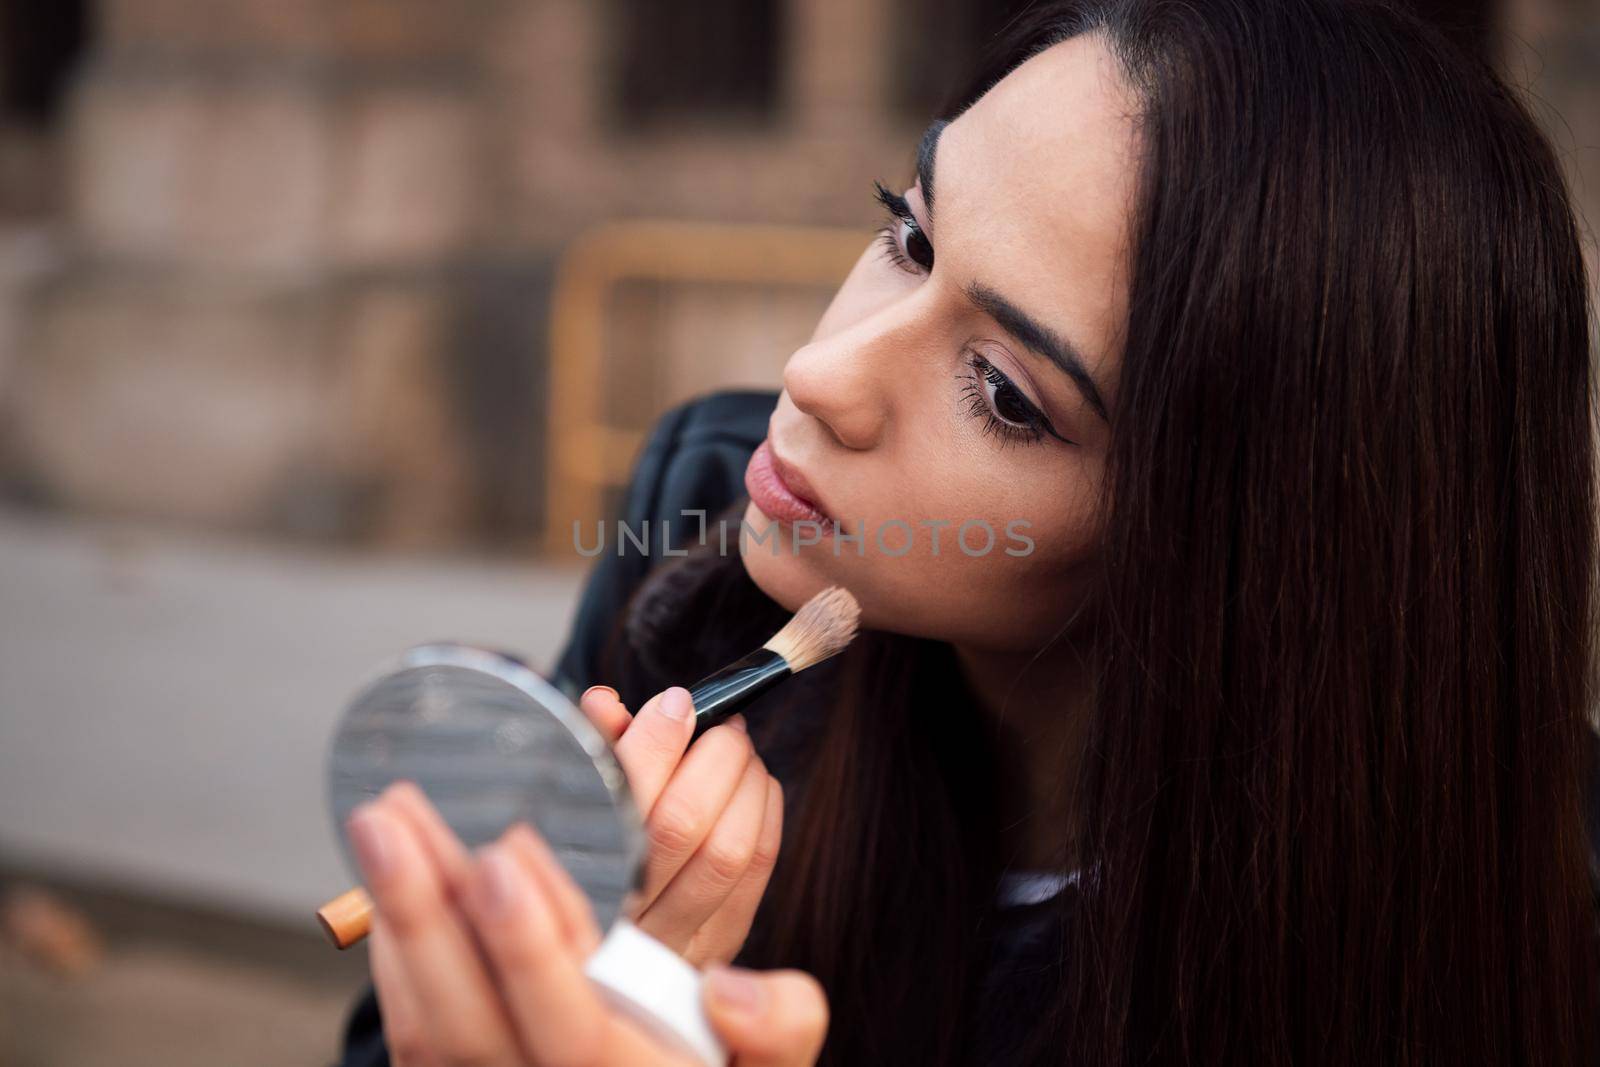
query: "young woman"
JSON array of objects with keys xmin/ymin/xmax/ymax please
[{"xmin": 337, "ymin": 0, "xmax": 1600, "ymax": 1063}]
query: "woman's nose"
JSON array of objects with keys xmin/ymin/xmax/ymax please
[{"xmin": 782, "ymin": 315, "xmax": 908, "ymax": 451}]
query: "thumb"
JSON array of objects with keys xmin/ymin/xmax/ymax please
[{"xmin": 702, "ymin": 966, "xmax": 829, "ymax": 1067}]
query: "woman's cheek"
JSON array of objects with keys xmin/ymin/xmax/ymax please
[{"xmin": 921, "ymin": 489, "xmax": 1098, "ymax": 642}]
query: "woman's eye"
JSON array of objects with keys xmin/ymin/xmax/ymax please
[
  {"xmin": 958, "ymin": 353, "xmax": 1074, "ymax": 448},
  {"xmin": 898, "ymin": 218, "xmax": 934, "ymax": 270},
  {"xmin": 872, "ymin": 181, "xmax": 935, "ymax": 275},
  {"xmin": 978, "ymin": 359, "xmax": 1037, "ymax": 428}
]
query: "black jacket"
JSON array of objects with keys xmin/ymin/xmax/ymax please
[{"xmin": 335, "ymin": 388, "xmax": 1600, "ymax": 1066}]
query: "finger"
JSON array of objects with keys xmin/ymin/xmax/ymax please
[
  {"xmin": 639, "ymin": 754, "xmax": 768, "ymax": 956},
  {"xmin": 382, "ymin": 781, "xmax": 474, "ymax": 898},
  {"xmin": 465, "ymin": 842, "xmax": 675, "ymax": 1067},
  {"xmin": 369, "ymin": 914, "xmax": 439, "ymax": 1067},
  {"xmin": 703, "ymin": 967, "xmax": 830, "ymax": 1067},
  {"xmin": 502, "ymin": 822, "xmax": 603, "ymax": 955},
  {"xmin": 347, "ymin": 802, "xmax": 517, "ymax": 1066},
  {"xmin": 684, "ymin": 775, "xmax": 784, "ymax": 967},
  {"xmin": 612, "ymin": 686, "xmax": 696, "ymax": 813},
  {"xmin": 634, "ymin": 722, "xmax": 754, "ymax": 911},
  {"xmin": 580, "ymin": 685, "xmax": 632, "ymax": 745},
  {"xmin": 378, "ymin": 782, "xmax": 489, "ymax": 972}
]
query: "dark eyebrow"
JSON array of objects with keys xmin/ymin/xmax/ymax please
[
  {"xmin": 962, "ymin": 281, "xmax": 1110, "ymax": 423},
  {"xmin": 916, "ymin": 119, "xmax": 947, "ymax": 226}
]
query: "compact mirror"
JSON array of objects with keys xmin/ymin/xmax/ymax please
[
  {"xmin": 325, "ymin": 643, "xmax": 725, "ymax": 1066},
  {"xmin": 327, "ymin": 643, "xmax": 641, "ymax": 931}
]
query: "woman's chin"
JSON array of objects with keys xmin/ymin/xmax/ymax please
[{"xmin": 738, "ymin": 501, "xmax": 846, "ymax": 617}]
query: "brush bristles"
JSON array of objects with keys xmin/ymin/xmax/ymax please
[{"xmin": 763, "ymin": 585, "xmax": 861, "ymax": 672}]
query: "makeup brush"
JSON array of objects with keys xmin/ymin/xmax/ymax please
[{"xmin": 687, "ymin": 584, "xmax": 860, "ymax": 738}]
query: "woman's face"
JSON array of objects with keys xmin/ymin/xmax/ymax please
[{"xmin": 741, "ymin": 33, "xmax": 1139, "ymax": 654}]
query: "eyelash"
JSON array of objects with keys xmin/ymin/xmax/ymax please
[{"xmin": 872, "ymin": 180, "xmax": 1069, "ymax": 449}]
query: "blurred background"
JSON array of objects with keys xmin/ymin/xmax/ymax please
[{"xmin": 0, "ymin": 0, "xmax": 1593, "ymax": 1063}]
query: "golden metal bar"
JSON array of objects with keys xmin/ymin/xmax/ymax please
[{"xmin": 544, "ymin": 220, "xmax": 868, "ymax": 553}]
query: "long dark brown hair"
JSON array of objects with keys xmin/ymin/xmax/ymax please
[{"xmin": 606, "ymin": 1, "xmax": 1600, "ymax": 1062}]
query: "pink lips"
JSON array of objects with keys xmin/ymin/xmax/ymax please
[{"xmin": 745, "ymin": 440, "xmax": 833, "ymax": 527}]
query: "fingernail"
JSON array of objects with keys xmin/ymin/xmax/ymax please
[
  {"xmin": 348, "ymin": 807, "xmax": 396, "ymax": 883},
  {"xmin": 659, "ymin": 686, "xmax": 693, "ymax": 722},
  {"xmin": 581, "ymin": 685, "xmax": 618, "ymax": 703},
  {"xmin": 706, "ymin": 966, "xmax": 766, "ymax": 1016},
  {"xmin": 477, "ymin": 846, "xmax": 522, "ymax": 918},
  {"xmin": 728, "ymin": 713, "xmax": 749, "ymax": 734}
]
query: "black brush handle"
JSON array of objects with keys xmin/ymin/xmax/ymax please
[{"xmin": 688, "ymin": 648, "xmax": 791, "ymax": 738}]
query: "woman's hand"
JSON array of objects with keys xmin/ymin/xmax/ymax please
[
  {"xmin": 349, "ymin": 782, "xmax": 828, "ymax": 1067},
  {"xmin": 577, "ymin": 685, "xmax": 783, "ymax": 968}
]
